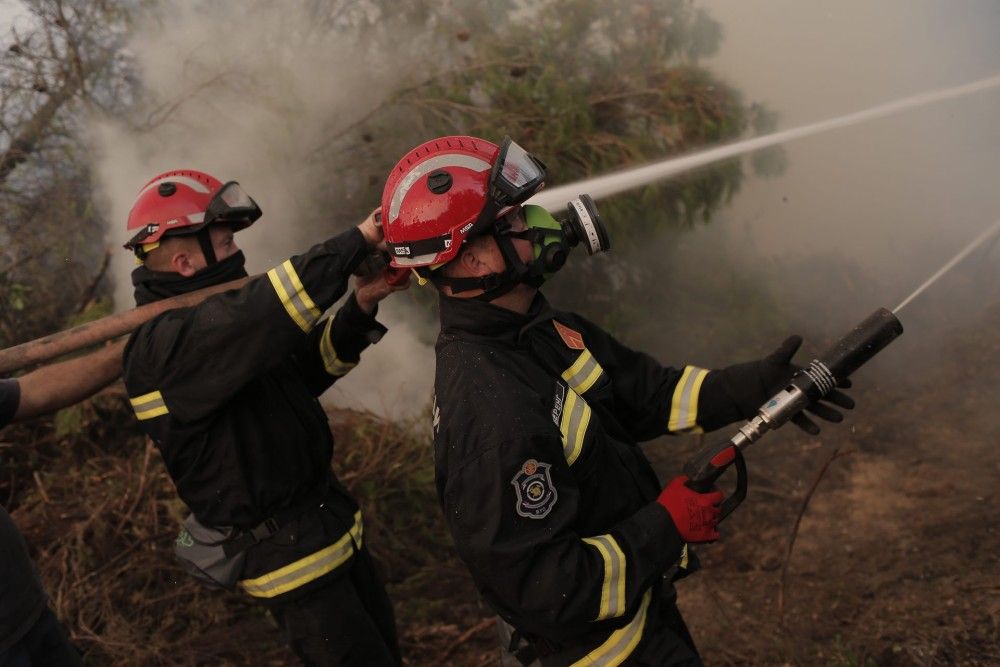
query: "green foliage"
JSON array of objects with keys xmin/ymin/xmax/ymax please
[
  {"xmin": 53, "ymin": 404, "xmax": 86, "ymax": 438},
  {"xmin": 66, "ymin": 295, "xmax": 113, "ymax": 328},
  {"xmin": 357, "ymin": 0, "xmax": 782, "ymax": 253},
  {"xmin": 5, "ymin": 282, "xmax": 30, "ymax": 311}
]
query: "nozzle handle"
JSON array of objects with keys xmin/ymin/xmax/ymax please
[{"xmin": 685, "ymin": 444, "xmax": 748, "ymax": 521}]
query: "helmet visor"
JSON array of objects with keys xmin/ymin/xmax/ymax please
[
  {"xmin": 205, "ymin": 181, "xmax": 262, "ymax": 225},
  {"xmin": 489, "ymin": 137, "xmax": 546, "ymax": 206}
]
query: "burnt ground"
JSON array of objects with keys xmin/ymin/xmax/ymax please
[
  {"xmin": 4, "ymin": 299, "xmax": 997, "ymax": 666},
  {"xmin": 674, "ymin": 301, "xmax": 1000, "ymax": 666},
  {"xmin": 419, "ymin": 301, "xmax": 1000, "ymax": 666}
]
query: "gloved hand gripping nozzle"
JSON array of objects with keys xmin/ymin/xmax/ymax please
[{"xmin": 684, "ymin": 307, "xmax": 904, "ymax": 521}]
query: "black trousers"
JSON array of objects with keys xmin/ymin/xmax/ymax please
[
  {"xmin": 269, "ymin": 547, "xmax": 401, "ymax": 667},
  {"xmin": 0, "ymin": 607, "xmax": 82, "ymax": 667}
]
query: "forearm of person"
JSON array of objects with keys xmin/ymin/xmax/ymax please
[
  {"xmin": 14, "ymin": 339, "xmax": 125, "ymax": 422},
  {"xmin": 293, "ymin": 292, "xmax": 387, "ymax": 395}
]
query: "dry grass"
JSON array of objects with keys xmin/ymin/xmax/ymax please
[{"xmin": 3, "ymin": 395, "xmax": 496, "ymax": 666}]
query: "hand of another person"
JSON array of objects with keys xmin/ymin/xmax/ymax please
[
  {"xmin": 355, "ymin": 264, "xmax": 410, "ymax": 314},
  {"xmin": 656, "ymin": 475, "xmax": 723, "ymax": 543},
  {"xmin": 757, "ymin": 335, "xmax": 855, "ymax": 435}
]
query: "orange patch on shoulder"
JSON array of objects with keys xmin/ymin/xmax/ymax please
[{"xmin": 553, "ymin": 320, "xmax": 585, "ymax": 350}]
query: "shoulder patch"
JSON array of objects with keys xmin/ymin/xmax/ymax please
[
  {"xmin": 553, "ymin": 320, "xmax": 585, "ymax": 350},
  {"xmin": 511, "ymin": 459, "xmax": 558, "ymax": 519}
]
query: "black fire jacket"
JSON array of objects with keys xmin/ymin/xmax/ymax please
[
  {"xmin": 433, "ymin": 293, "xmax": 775, "ymax": 665},
  {"xmin": 123, "ymin": 227, "xmax": 384, "ymax": 601}
]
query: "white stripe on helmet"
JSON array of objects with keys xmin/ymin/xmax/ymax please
[
  {"xmin": 388, "ymin": 154, "xmax": 490, "ymax": 222},
  {"xmin": 136, "ymin": 175, "xmax": 213, "ymax": 201}
]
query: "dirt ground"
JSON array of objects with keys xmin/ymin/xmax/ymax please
[
  {"xmin": 677, "ymin": 315, "xmax": 1000, "ymax": 667},
  {"xmin": 435, "ymin": 301, "xmax": 1000, "ymax": 666}
]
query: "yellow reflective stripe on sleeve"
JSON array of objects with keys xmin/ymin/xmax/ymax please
[
  {"xmin": 559, "ymin": 389, "xmax": 592, "ymax": 466},
  {"xmin": 561, "ymin": 349, "xmax": 604, "ymax": 394},
  {"xmin": 667, "ymin": 366, "xmax": 709, "ymax": 432},
  {"xmin": 129, "ymin": 390, "xmax": 169, "ymax": 420},
  {"xmin": 240, "ymin": 510, "xmax": 362, "ymax": 599},
  {"xmin": 582, "ymin": 534, "xmax": 627, "ymax": 621},
  {"xmin": 267, "ymin": 259, "xmax": 322, "ymax": 332},
  {"xmin": 319, "ymin": 317, "xmax": 357, "ymax": 377},
  {"xmin": 679, "ymin": 543, "xmax": 689, "ymax": 569},
  {"xmin": 571, "ymin": 589, "xmax": 652, "ymax": 666}
]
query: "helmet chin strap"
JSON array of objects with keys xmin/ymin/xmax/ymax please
[
  {"xmin": 430, "ymin": 218, "xmax": 543, "ymax": 302},
  {"xmin": 196, "ymin": 227, "xmax": 218, "ymax": 266}
]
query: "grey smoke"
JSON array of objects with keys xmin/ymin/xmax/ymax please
[{"xmin": 89, "ymin": 0, "xmax": 434, "ymax": 418}]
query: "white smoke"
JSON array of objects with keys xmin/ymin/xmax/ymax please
[{"xmin": 88, "ymin": 0, "xmax": 435, "ymax": 418}]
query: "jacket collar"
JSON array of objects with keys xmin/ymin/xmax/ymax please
[{"xmin": 438, "ymin": 292, "xmax": 557, "ymax": 345}]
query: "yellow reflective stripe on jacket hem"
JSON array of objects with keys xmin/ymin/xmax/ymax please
[
  {"xmin": 582, "ymin": 534, "xmax": 627, "ymax": 620},
  {"xmin": 267, "ymin": 259, "xmax": 321, "ymax": 332},
  {"xmin": 560, "ymin": 390, "xmax": 592, "ymax": 466},
  {"xmin": 679, "ymin": 543, "xmax": 689, "ymax": 570},
  {"xmin": 668, "ymin": 366, "xmax": 708, "ymax": 432},
  {"xmin": 562, "ymin": 349, "xmax": 604, "ymax": 394},
  {"xmin": 571, "ymin": 589, "xmax": 652, "ymax": 666},
  {"xmin": 240, "ymin": 510, "xmax": 363, "ymax": 599},
  {"xmin": 319, "ymin": 317, "xmax": 356, "ymax": 377},
  {"xmin": 129, "ymin": 390, "xmax": 169, "ymax": 420}
]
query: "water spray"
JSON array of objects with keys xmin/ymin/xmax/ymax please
[
  {"xmin": 892, "ymin": 218, "xmax": 1000, "ymax": 314},
  {"xmin": 682, "ymin": 217, "xmax": 1000, "ymax": 520},
  {"xmin": 529, "ymin": 74, "xmax": 1000, "ymax": 212}
]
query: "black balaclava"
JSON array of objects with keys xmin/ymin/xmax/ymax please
[{"xmin": 131, "ymin": 250, "xmax": 248, "ymax": 306}]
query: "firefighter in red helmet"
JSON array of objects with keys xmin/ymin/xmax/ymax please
[
  {"xmin": 381, "ymin": 136, "xmax": 854, "ymax": 666},
  {"xmin": 121, "ymin": 169, "xmax": 407, "ymax": 666}
]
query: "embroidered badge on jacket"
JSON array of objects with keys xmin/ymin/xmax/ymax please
[
  {"xmin": 553, "ymin": 320, "xmax": 585, "ymax": 350},
  {"xmin": 551, "ymin": 382, "xmax": 567, "ymax": 426},
  {"xmin": 511, "ymin": 459, "xmax": 558, "ymax": 519}
]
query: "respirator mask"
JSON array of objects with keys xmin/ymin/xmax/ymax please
[{"xmin": 511, "ymin": 194, "xmax": 611, "ymax": 282}]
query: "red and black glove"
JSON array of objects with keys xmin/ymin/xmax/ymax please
[{"xmin": 657, "ymin": 475, "xmax": 724, "ymax": 544}]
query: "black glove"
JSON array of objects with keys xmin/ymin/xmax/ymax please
[{"xmin": 757, "ymin": 335, "xmax": 854, "ymax": 435}]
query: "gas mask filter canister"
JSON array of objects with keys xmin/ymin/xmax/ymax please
[{"xmin": 519, "ymin": 194, "xmax": 611, "ymax": 278}]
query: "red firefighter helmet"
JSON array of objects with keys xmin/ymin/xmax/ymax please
[
  {"xmin": 124, "ymin": 169, "xmax": 261, "ymax": 254},
  {"xmin": 381, "ymin": 136, "xmax": 503, "ymax": 268}
]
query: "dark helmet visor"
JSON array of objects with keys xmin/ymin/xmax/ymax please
[{"xmin": 204, "ymin": 181, "xmax": 262, "ymax": 226}]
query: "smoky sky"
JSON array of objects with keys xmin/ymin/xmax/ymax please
[
  {"xmin": 89, "ymin": 0, "xmax": 1000, "ymax": 418},
  {"xmin": 602, "ymin": 0, "xmax": 1000, "ymax": 367},
  {"xmin": 694, "ymin": 0, "xmax": 1000, "ymax": 297}
]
